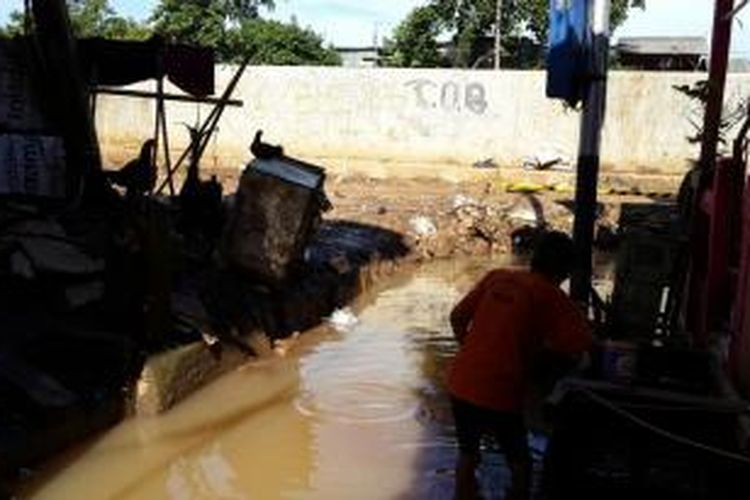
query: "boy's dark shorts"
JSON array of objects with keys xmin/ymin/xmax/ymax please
[{"xmin": 451, "ymin": 396, "xmax": 529, "ymax": 461}]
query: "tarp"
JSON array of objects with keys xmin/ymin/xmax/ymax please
[{"xmin": 79, "ymin": 37, "xmax": 215, "ymax": 97}]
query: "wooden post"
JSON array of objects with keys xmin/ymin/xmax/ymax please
[
  {"xmin": 31, "ymin": 0, "xmax": 102, "ymax": 199},
  {"xmin": 494, "ymin": 0, "xmax": 502, "ymax": 70},
  {"xmin": 156, "ymin": 59, "xmax": 249, "ymax": 194},
  {"xmin": 159, "ymin": 99, "xmax": 174, "ymax": 196}
]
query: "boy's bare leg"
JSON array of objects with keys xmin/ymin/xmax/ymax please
[
  {"xmin": 454, "ymin": 452, "xmax": 480, "ymax": 500},
  {"xmin": 506, "ymin": 453, "xmax": 532, "ymax": 500}
]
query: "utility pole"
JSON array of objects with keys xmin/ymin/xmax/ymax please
[
  {"xmin": 570, "ymin": 0, "xmax": 611, "ymax": 304},
  {"xmin": 494, "ymin": 0, "xmax": 502, "ymax": 69}
]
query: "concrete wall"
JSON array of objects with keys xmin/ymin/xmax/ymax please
[{"xmin": 94, "ymin": 66, "xmax": 750, "ymax": 179}]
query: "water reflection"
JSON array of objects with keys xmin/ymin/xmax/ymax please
[{"xmin": 29, "ymin": 257, "xmax": 562, "ymax": 500}]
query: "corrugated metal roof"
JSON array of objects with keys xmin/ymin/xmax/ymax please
[{"xmin": 616, "ymin": 36, "xmax": 708, "ymax": 56}]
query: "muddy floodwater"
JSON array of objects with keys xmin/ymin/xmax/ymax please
[{"xmin": 25, "ymin": 257, "xmax": 608, "ymax": 500}]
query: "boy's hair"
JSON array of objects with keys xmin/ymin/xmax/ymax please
[{"xmin": 531, "ymin": 231, "xmax": 576, "ymax": 281}]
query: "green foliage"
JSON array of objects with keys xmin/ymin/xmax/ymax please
[
  {"xmin": 2, "ymin": 0, "xmax": 150, "ymax": 40},
  {"xmin": 389, "ymin": 6, "xmax": 444, "ymax": 67},
  {"xmin": 152, "ymin": 1, "xmax": 339, "ymax": 65},
  {"xmin": 68, "ymin": 0, "xmax": 115, "ymax": 37},
  {"xmin": 151, "ymin": 0, "xmax": 274, "ymax": 54},
  {"xmin": 100, "ymin": 16, "xmax": 151, "ymax": 40},
  {"xmin": 392, "ymin": 0, "xmax": 646, "ymax": 68},
  {"xmin": 227, "ymin": 19, "xmax": 341, "ymax": 65},
  {"xmin": 0, "ymin": 0, "xmax": 342, "ymax": 66},
  {"xmin": 2, "ymin": 10, "xmax": 28, "ymax": 37}
]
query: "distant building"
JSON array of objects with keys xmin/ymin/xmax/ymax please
[
  {"xmin": 336, "ymin": 47, "xmax": 382, "ymax": 68},
  {"xmin": 615, "ymin": 36, "xmax": 707, "ymax": 71},
  {"xmin": 729, "ymin": 57, "xmax": 750, "ymax": 73}
]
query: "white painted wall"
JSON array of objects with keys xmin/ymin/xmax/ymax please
[{"xmin": 95, "ymin": 66, "xmax": 750, "ymax": 179}]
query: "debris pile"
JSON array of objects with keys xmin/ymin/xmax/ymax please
[{"xmin": 404, "ymin": 193, "xmax": 593, "ymax": 259}]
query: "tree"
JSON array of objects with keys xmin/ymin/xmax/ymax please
[
  {"xmin": 227, "ymin": 19, "xmax": 341, "ymax": 65},
  {"xmin": 389, "ymin": 5, "xmax": 444, "ymax": 68},
  {"xmin": 152, "ymin": 1, "xmax": 339, "ymax": 65},
  {"xmin": 515, "ymin": 0, "xmax": 645, "ymax": 47},
  {"xmin": 151, "ymin": 0, "xmax": 274, "ymax": 57},
  {"xmin": 392, "ymin": 0, "xmax": 645, "ymax": 68},
  {"xmin": 1, "ymin": 0, "xmax": 150, "ymax": 40}
]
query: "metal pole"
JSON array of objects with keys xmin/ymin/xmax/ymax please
[
  {"xmin": 494, "ymin": 0, "xmax": 502, "ymax": 70},
  {"xmin": 571, "ymin": 0, "xmax": 611, "ymax": 304},
  {"xmin": 700, "ymin": 0, "xmax": 734, "ymax": 175}
]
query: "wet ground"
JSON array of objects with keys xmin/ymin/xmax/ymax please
[{"xmin": 20, "ymin": 256, "xmax": 616, "ymax": 500}]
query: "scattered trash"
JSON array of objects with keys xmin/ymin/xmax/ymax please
[
  {"xmin": 506, "ymin": 182, "xmax": 547, "ymax": 194},
  {"xmin": 522, "ymin": 146, "xmax": 572, "ymax": 171},
  {"xmin": 508, "ymin": 195, "xmax": 544, "ymax": 227},
  {"xmin": 409, "ymin": 216, "xmax": 438, "ymax": 237},
  {"xmin": 522, "ymin": 154, "xmax": 564, "ymax": 171},
  {"xmin": 328, "ymin": 307, "xmax": 359, "ymax": 331},
  {"xmin": 473, "ymin": 158, "xmax": 499, "ymax": 169},
  {"xmin": 452, "ymin": 194, "xmax": 480, "ymax": 210}
]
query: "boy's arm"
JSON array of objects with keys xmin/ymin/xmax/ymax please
[
  {"xmin": 450, "ymin": 273, "xmax": 491, "ymax": 344},
  {"xmin": 542, "ymin": 290, "xmax": 593, "ymax": 357}
]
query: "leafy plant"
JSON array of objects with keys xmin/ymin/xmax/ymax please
[{"xmin": 674, "ymin": 81, "xmax": 748, "ymax": 146}]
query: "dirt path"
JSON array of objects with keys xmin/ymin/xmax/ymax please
[{"xmin": 205, "ymin": 169, "xmax": 673, "ymax": 258}]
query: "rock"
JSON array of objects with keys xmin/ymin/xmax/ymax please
[
  {"xmin": 65, "ymin": 281, "xmax": 105, "ymax": 308},
  {"xmin": 0, "ymin": 351, "xmax": 76, "ymax": 408},
  {"xmin": 18, "ymin": 238, "xmax": 104, "ymax": 275},
  {"xmin": 9, "ymin": 251, "xmax": 34, "ymax": 279}
]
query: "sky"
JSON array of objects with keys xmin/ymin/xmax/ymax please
[{"xmin": 2, "ymin": 0, "xmax": 750, "ymax": 55}]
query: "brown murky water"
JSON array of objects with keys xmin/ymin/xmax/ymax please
[{"xmin": 25, "ymin": 257, "xmax": 607, "ymax": 500}]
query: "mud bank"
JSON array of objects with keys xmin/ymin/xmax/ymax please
[
  {"xmin": 134, "ymin": 220, "xmax": 412, "ymax": 416},
  {"xmin": 2, "ymin": 220, "xmax": 411, "ymax": 493}
]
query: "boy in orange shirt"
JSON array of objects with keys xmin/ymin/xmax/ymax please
[{"xmin": 448, "ymin": 231, "xmax": 592, "ymax": 500}]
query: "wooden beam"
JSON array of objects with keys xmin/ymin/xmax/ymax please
[{"xmin": 93, "ymin": 87, "xmax": 243, "ymax": 107}]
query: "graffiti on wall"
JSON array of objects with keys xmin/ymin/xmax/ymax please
[{"xmin": 405, "ymin": 79, "xmax": 488, "ymax": 115}]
